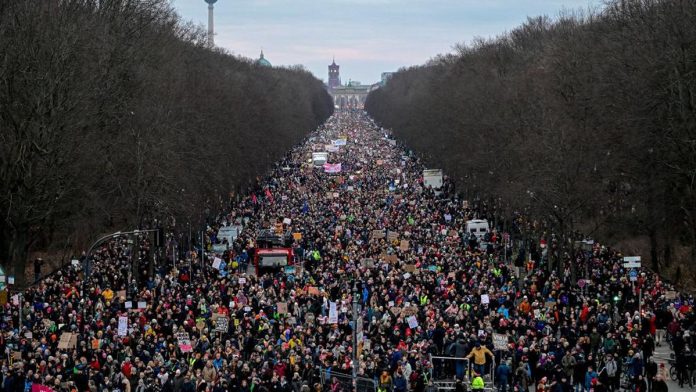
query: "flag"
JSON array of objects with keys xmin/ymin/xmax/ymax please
[
  {"xmin": 302, "ymin": 200, "xmax": 309, "ymax": 214},
  {"xmin": 251, "ymin": 194, "xmax": 258, "ymax": 204},
  {"xmin": 265, "ymin": 188, "xmax": 274, "ymax": 203}
]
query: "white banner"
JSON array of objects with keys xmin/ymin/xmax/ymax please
[
  {"xmin": 328, "ymin": 302, "xmax": 338, "ymax": 324},
  {"xmin": 118, "ymin": 316, "xmax": 128, "ymax": 336}
]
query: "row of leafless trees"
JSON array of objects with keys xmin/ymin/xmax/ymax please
[
  {"xmin": 366, "ymin": 0, "xmax": 696, "ymax": 278},
  {"xmin": 0, "ymin": 0, "xmax": 333, "ymax": 284}
]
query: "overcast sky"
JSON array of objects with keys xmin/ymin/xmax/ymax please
[{"xmin": 173, "ymin": 0, "xmax": 603, "ymax": 84}]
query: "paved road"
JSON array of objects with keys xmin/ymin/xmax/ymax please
[{"xmin": 653, "ymin": 341, "xmax": 690, "ymax": 392}]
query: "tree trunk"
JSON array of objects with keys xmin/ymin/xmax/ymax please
[
  {"xmin": 8, "ymin": 229, "xmax": 29, "ymax": 288},
  {"xmin": 649, "ymin": 227, "xmax": 659, "ymax": 273}
]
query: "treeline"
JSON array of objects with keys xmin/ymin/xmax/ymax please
[
  {"xmin": 366, "ymin": 0, "xmax": 696, "ymax": 279},
  {"xmin": 0, "ymin": 0, "xmax": 333, "ymax": 284}
]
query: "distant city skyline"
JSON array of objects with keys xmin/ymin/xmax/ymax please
[{"xmin": 173, "ymin": 0, "xmax": 603, "ymax": 84}]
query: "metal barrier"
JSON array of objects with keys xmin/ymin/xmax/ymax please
[
  {"xmin": 319, "ymin": 369, "xmax": 376, "ymax": 392},
  {"xmin": 429, "ymin": 356, "xmax": 471, "ymax": 382},
  {"xmin": 429, "ymin": 355, "xmax": 496, "ymax": 389}
]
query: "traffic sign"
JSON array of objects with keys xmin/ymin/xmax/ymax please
[
  {"xmin": 629, "ymin": 269, "xmax": 638, "ymax": 282},
  {"xmin": 578, "ymin": 279, "xmax": 586, "ymax": 288},
  {"xmin": 623, "ymin": 256, "xmax": 641, "ymax": 269}
]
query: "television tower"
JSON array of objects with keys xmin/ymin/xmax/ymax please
[{"xmin": 205, "ymin": 0, "xmax": 217, "ymax": 46}]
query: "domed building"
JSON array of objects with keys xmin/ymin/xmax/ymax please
[{"xmin": 256, "ymin": 50, "xmax": 272, "ymax": 67}]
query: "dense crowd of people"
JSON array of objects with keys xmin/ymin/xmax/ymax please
[{"xmin": 2, "ymin": 112, "xmax": 695, "ymax": 392}]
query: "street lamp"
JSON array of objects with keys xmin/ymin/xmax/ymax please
[{"xmin": 352, "ymin": 280, "xmax": 361, "ymax": 390}]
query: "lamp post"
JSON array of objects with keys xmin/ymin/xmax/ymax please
[{"xmin": 81, "ymin": 229, "xmax": 158, "ymax": 320}]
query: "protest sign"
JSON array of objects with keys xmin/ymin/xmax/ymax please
[
  {"xmin": 402, "ymin": 306, "xmax": 419, "ymax": 317},
  {"xmin": 481, "ymin": 294, "xmax": 490, "ymax": 305},
  {"xmin": 403, "ymin": 264, "xmax": 416, "ymax": 273},
  {"xmin": 371, "ymin": 230, "xmax": 385, "ymax": 239},
  {"xmin": 57, "ymin": 333, "xmax": 77, "ymax": 349},
  {"xmin": 328, "ymin": 302, "xmax": 338, "ymax": 324},
  {"xmin": 407, "ymin": 315, "xmax": 419, "ymax": 329},
  {"xmin": 177, "ymin": 332, "xmax": 192, "ymax": 353},
  {"xmin": 323, "ymin": 163, "xmax": 342, "ymax": 173},
  {"xmin": 31, "ymin": 384, "xmax": 54, "ymax": 392},
  {"xmin": 212, "ymin": 258, "xmax": 222, "ymax": 270},
  {"xmin": 118, "ymin": 316, "xmax": 128, "ymax": 336},
  {"xmin": 277, "ymin": 302, "xmax": 288, "ymax": 314},
  {"xmin": 493, "ymin": 333, "xmax": 508, "ymax": 350},
  {"xmin": 387, "ymin": 231, "xmax": 399, "ymax": 242},
  {"xmin": 215, "ymin": 317, "xmax": 229, "ymax": 333},
  {"xmin": 400, "ymin": 240, "xmax": 410, "ymax": 251}
]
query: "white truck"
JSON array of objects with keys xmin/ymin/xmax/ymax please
[
  {"xmin": 312, "ymin": 152, "xmax": 329, "ymax": 167},
  {"xmin": 422, "ymin": 169, "xmax": 443, "ymax": 194},
  {"xmin": 466, "ymin": 219, "xmax": 490, "ymax": 239}
]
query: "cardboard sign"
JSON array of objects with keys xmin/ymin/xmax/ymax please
[
  {"xmin": 212, "ymin": 258, "xmax": 222, "ymax": 270},
  {"xmin": 383, "ymin": 255, "xmax": 399, "ymax": 264},
  {"xmin": 402, "ymin": 306, "xmax": 419, "ymax": 317},
  {"xmin": 196, "ymin": 320, "xmax": 206, "ymax": 331},
  {"xmin": 177, "ymin": 332, "xmax": 192, "ymax": 353},
  {"xmin": 493, "ymin": 333, "xmax": 508, "ymax": 350},
  {"xmin": 307, "ymin": 286, "xmax": 320, "ymax": 296},
  {"xmin": 57, "ymin": 333, "xmax": 77, "ymax": 349},
  {"xmin": 117, "ymin": 290, "xmax": 126, "ymax": 300},
  {"xmin": 118, "ymin": 316, "xmax": 128, "ymax": 336},
  {"xmin": 403, "ymin": 264, "xmax": 417, "ymax": 273},
  {"xmin": 215, "ymin": 317, "xmax": 229, "ymax": 333},
  {"xmin": 400, "ymin": 240, "xmax": 410, "ymax": 251},
  {"xmin": 137, "ymin": 301, "xmax": 147, "ymax": 309},
  {"xmin": 481, "ymin": 294, "xmax": 490, "ymax": 305},
  {"xmin": 371, "ymin": 230, "xmax": 385, "ymax": 239},
  {"xmin": 387, "ymin": 231, "xmax": 399, "ymax": 242},
  {"xmin": 277, "ymin": 302, "xmax": 288, "ymax": 314}
]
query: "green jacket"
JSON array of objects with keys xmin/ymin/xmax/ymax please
[{"xmin": 472, "ymin": 376, "xmax": 485, "ymax": 390}]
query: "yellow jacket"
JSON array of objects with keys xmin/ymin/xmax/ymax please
[{"xmin": 466, "ymin": 346, "xmax": 493, "ymax": 365}]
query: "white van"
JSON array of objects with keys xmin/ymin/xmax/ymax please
[
  {"xmin": 312, "ymin": 152, "xmax": 328, "ymax": 167},
  {"xmin": 423, "ymin": 169, "xmax": 443, "ymax": 194},
  {"xmin": 466, "ymin": 219, "xmax": 490, "ymax": 239}
]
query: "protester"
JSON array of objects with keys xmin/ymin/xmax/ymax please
[{"xmin": 1, "ymin": 111, "xmax": 694, "ymax": 392}]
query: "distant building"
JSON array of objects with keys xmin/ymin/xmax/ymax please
[
  {"xmin": 328, "ymin": 59, "xmax": 341, "ymax": 88},
  {"xmin": 256, "ymin": 51, "xmax": 272, "ymax": 67},
  {"xmin": 325, "ymin": 59, "xmax": 370, "ymax": 110}
]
